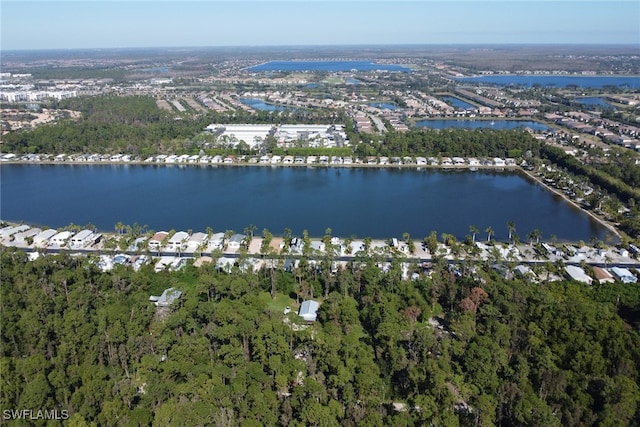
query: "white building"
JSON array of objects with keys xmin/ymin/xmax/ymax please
[
  {"xmin": 13, "ymin": 228, "xmax": 42, "ymax": 244},
  {"xmin": 50, "ymin": 231, "xmax": 72, "ymax": 246},
  {"xmin": 167, "ymin": 231, "xmax": 190, "ymax": 252},
  {"xmin": 34, "ymin": 229, "xmax": 57, "ymax": 247},
  {"xmin": 205, "ymin": 124, "xmax": 274, "ymax": 148},
  {"xmin": 611, "ymin": 267, "xmax": 637, "ymax": 283},
  {"xmin": 70, "ymin": 229, "xmax": 96, "ymax": 248},
  {"xmin": 299, "ymin": 300, "xmax": 320, "ymax": 322},
  {"xmin": 148, "ymin": 231, "xmax": 169, "ymax": 251},
  {"xmin": 565, "ymin": 265, "xmax": 593, "ymax": 285}
]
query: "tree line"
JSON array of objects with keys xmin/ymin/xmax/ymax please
[{"xmin": 1, "ymin": 246, "xmax": 639, "ymax": 426}]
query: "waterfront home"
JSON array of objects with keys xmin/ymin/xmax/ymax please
[
  {"xmin": 0, "ymin": 224, "xmax": 30, "ymax": 240},
  {"xmin": 148, "ymin": 231, "xmax": 169, "ymax": 251},
  {"xmin": 212, "ymin": 155, "xmax": 223, "ymax": 164},
  {"xmin": 188, "ymin": 155, "xmax": 200, "ymax": 163},
  {"xmin": 367, "ymin": 156, "xmax": 377, "ymax": 165},
  {"xmin": 428, "ymin": 157, "xmax": 439, "ymax": 165},
  {"xmin": 318, "ymin": 156, "xmax": 329, "ymax": 164},
  {"xmin": 283, "ymin": 155, "xmax": 294, "ymax": 164},
  {"xmin": 167, "ymin": 231, "xmax": 190, "ymax": 252},
  {"xmin": 50, "ymin": 231, "xmax": 72, "ymax": 246},
  {"xmin": 13, "ymin": 228, "xmax": 42, "ymax": 245},
  {"xmin": 306, "ymin": 156, "xmax": 317, "ymax": 164},
  {"xmin": 468, "ymin": 158, "xmax": 480, "ymax": 166},
  {"xmin": 331, "ymin": 156, "xmax": 342, "ymax": 165},
  {"xmin": 441, "ymin": 157, "xmax": 452, "ymax": 166},
  {"xmin": 209, "ymin": 233, "xmax": 225, "ymax": 250},
  {"xmin": 493, "ymin": 158, "xmax": 506, "ymax": 166},
  {"xmin": 33, "ymin": 229, "xmax": 57, "ymax": 247},
  {"xmin": 227, "ymin": 234, "xmax": 245, "ymax": 250},
  {"xmin": 611, "ymin": 267, "xmax": 637, "ymax": 283},
  {"xmin": 199, "ymin": 155, "xmax": 211, "ymax": 164},
  {"xmin": 294, "ymin": 156, "xmax": 305, "ymax": 164},
  {"xmin": 415, "ymin": 157, "xmax": 427, "ymax": 165},
  {"xmin": 299, "ymin": 300, "xmax": 320, "ymax": 322},
  {"xmin": 271, "ymin": 155, "xmax": 282, "ymax": 164},
  {"xmin": 452, "ymin": 157, "xmax": 465, "ymax": 165},
  {"xmin": 187, "ymin": 232, "xmax": 209, "ymax": 253},
  {"xmin": 259, "ymin": 155, "xmax": 270, "ymax": 164},
  {"xmin": 343, "ymin": 157, "xmax": 353, "ymax": 165},
  {"xmin": 379, "ymin": 156, "xmax": 389, "ymax": 165},
  {"xmin": 223, "ymin": 155, "xmax": 234, "ymax": 164},
  {"xmin": 70, "ymin": 229, "xmax": 97, "ymax": 248},
  {"xmin": 176, "ymin": 154, "xmax": 190, "ymax": 163}
]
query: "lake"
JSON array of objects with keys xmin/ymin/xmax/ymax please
[
  {"xmin": 368, "ymin": 102, "xmax": 397, "ymax": 111},
  {"xmin": 248, "ymin": 61, "xmax": 412, "ymax": 72},
  {"xmin": 452, "ymin": 75, "xmax": 640, "ymax": 88},
  {"xmin": 240, "ymin": 98, "xmax": 291, "ymax": 112},
  {"xmin": 441, "ymin": 96, "xmax": 477, "ymax": 110},
  {"xmin": 0, "ymin": 164, "xmax": 612, "ymax": 242},
  {"xmin": 576, "ymin": 97, "xmax": 614, "ymax": 110},
  {"xmin": 416, "ymin": 120, "xmax": 549, "ymax": 131}
]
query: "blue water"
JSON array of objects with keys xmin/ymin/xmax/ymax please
[
  {"xmin": 368, "ymin": 102, "xmax": 397, "ymax": 111},
  {"xmin": 441, "ymin": 96, "xmax": 477, "ymax": 110},
  {"xmin": 0, "ymin": 165, "xmax": 611, "ymax": 242},
  {"xmin": 453, "ymin": 75, "xmax": 640, "ymax": 89},
  {"xmin": 346, "ymin": 78, "xmax": 361, "ymax": 85},
  {"xmin": 240, "ymin": 98, "xmax": 290, "ymax": 112},
  {"xmin": 416, "ymin": 120, "xmax": 549, "ymax": 131},
  {"xmin": 576, "ymin": 97, "xmax": 614, "ymax": 109},
  {"xmin": 248, "ymin": 61, "xmax": 412, "ymax": 72}
]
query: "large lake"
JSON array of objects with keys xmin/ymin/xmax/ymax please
[
  {"xmin": 248, "ymin": 61, "xmax": 412, "ymax": 72},
  {"xmin": 416, "ymin": 120, "xmax": 549, "ymax": 131},
  {"xmin": 453, "ymin": 75, "xmax": 640, "ymax": 88},
  {"xmin": 0, "ymin": 165, "xmax": 613, "ymax": 242}
]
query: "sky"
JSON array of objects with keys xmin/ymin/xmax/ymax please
[{"xmin": 1, "ymin": 0, "xmax": 639, "ymax": 50}]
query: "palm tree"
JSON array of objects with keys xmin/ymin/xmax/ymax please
[
  {"xmin": 485, "ymin": 226, "xmax": 494, "ymax": 243},
  {"xmin": 115, "ymin": 221, "xmax": 125, "ymax": 235},
  {"xmin": 507, "ymin": 221, "xmax": 516, "ymax": 243},
  {"xmin": 469, "ymin": 225, "xmax": 479, "ymax": 244}
]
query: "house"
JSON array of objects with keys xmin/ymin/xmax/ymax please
[
  {"xmin": 227, "ymin": 234, "xmax": 245, "ymax": 250},
  {"xmin": 14, "ymin": 227, "xmax": 41, "ymax": 244},
  {"xmin": 148, "ymin": 231, "xmax": 169, "ymax": 251},
  {"xmin": 70, "ymin": 229, "xmax": 96, "ymax": 248},
  {"xmin": 591, "ymin": 266, "xmax": 615, "ymax": 284},
  {"xmin": 565, "ymin": 265, "xmax": 593, "ymax": 285},
  {"xmin": 50, "ymin": 231, "xmax": 72, "ymax": 246},
  {"xmin": 149, "ymin": 288, "xmax": 182, "ymax": 307},
  {"xmin": 299, "ymin": 300, "xmax": 320, "ymax": 322},
  {"xmin": 0, "ymin": 224, "xmax": 30, "ymax": 239},
  {"xmin": 611, "ymin": 267, "xmax": 637, "ymax": 283},
  {"xmin": 209, "ymin": 232, "xmax": 225, "ymax": 250},
  {"xmin": 187, "ymin": 232, "xmax": 209, "ymax": 253},
  {"xmin": 167, "ymin": 231, "xmax": 189, "ymax": 252},
  {"xmin": 34, "ymin": 229, "xmax": 57, "ymax": 247}
]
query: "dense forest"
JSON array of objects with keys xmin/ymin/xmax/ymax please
[{"xmin": 1, "ymin": 247, "xmax": 639, "ymax": 426}]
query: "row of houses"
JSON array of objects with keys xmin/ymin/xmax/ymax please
[
  {"xmin": 0, "ymin": 225, "xmax": 101, "ymax": 248},
  {"xmin": 146, "ymin": 231, "xmax": 246, "ymax": 253}
]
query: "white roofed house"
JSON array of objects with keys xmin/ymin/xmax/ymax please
[
  {"xmin": 227, "ymin": 234, "xmax": 245, "ymax": 251},
  {"xmin": 299, "ymin": 300, "xmax": 320, "ymax": 322},
  {"xmin": 565, "ymin": 265, "xmax": 593, "ymax": 285},
  {"xmin": 13, "ymin": 228, "xmax": 42, "ymax": 245},
  {"xmin": 50, "ymin": 231, "xmax": 72, "ymax": 247},
  {"xmin": 34, "ymin": 229, "xmax": 57, "ymax": 247},
  {"xmin": 167, "ymin": 231, "xmax": 190, "ymax": 253},
  {"xmin": 186, "ymin": 232, "xmax": 209, "ymax": 254},
  {"xmin": 70, "ymin": 229, "xmax": 97, "ymax": 248},
  {"xmin": 611, "ymin": 267, "xmax": 637, "ymax": 283},
  {"xmin": 149, "ymin": 288, "xmax": 182, "ymax": 307}
]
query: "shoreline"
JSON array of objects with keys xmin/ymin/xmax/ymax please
[{"xmin": 519, "ymin": 167, "xmax": 621, "ymax": 243}]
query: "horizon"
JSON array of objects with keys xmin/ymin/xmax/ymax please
[{"xmin": 2, "ymin": 1, "xmax": 639, "ymax": 50}]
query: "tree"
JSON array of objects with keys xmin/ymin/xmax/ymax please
[
  {"xmin": 507, "ymin": 220, "xmax": 516, "ymax": 243},
  {"xmin": 485, "ymin": 226, "xmax": 494, "ymax": 243},
  {"xmin": 470, "ymin": 225, "xmax": 479, "ymax": 244}
]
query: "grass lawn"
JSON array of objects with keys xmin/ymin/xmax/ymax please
[{"xmin": 259, "ymin": 291, "xmax": 295, "ymax": 314}]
